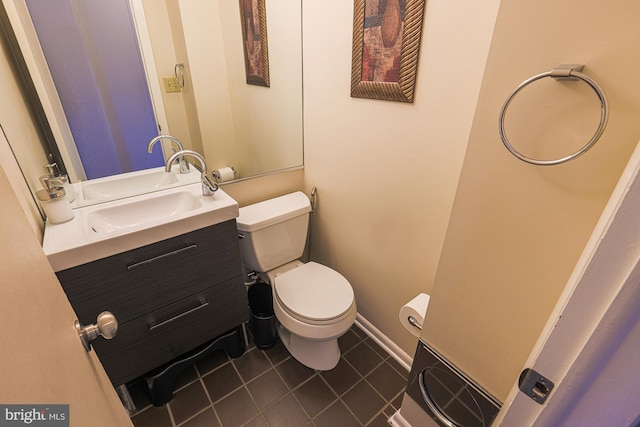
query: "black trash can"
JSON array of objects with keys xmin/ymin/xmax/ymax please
[{"xmin": 248, "ymin": 283, "xmax": 277, "ymax": 349}]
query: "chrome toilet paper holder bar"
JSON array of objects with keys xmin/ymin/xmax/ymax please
[{"xmin": 408, "ymin": 315, "xmax": 422, "ymax": 331}]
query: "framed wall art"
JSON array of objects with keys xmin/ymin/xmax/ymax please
[
  {"xmin": 351, "ymin": 0, "xmax": 426, "ymax": 102},
  {"xmin": 239, "ymin": 0, "xmax": 270, "ymax": 87}
]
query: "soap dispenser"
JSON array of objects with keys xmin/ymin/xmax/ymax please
[
  {"xmin": 43, "ymin": 161, "xmax": 75, "ymax": 203},
  {"xmin": 36, "ymin": 176, "xmax": 74, "ymax": 224}
]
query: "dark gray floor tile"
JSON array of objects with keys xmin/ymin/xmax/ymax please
[
  {"xmin": 294, "ymin": 376, "xmax": 338, "ymax": 418},
  {"xmin": 366, "ymin": 361, "xmax": 407, "ymax": 400},
  {"xmin": 342, "ymin": 380, "xmax": 386, "ymax": 424},
  {"xmin": 350, "ymin": 324, "xmax": 367, "ymax": 339},
  {"xmin": 262, "ymin": 339, "xmax": 290, "ymax": 365},
  {"xmin": 247, "ymin": 369, "xmax": 289, "ymax": 410},
  {"xmin": 243, "ymin": 415, "xmax": 269, "ymax": 427},
  {"xmin": 387, "ymin": 357, "xmax": 410, "ymax": 379},
  {"xmin": 245, "ymin": 329, "xmax": 257, "ymax": 350},
  {"xmin": 181, "ymin": 408, "xmax": 220, "ymax": 427},
  {"xmin": 202, "ymin": 363, "xmax": 243, "ymax": 403},
  {"xmin": 129, "ymin": 323, "xmax": 408, "ymax": 427},
  {"xmin": 233, "ymin": 348, "xmax": 272, "ymax": 382},
  {"xmin": 320, "ymin": 358, "xmax": 360, "ymax": 396},
  {"xmin": 362, "ymin": 338, "xmax": 388, "ymax": 359},
  {"xmin": 131, "ymin": 405, "xmax": 172, "ymax": 427},
  {"xmin": 214, "ymin": 387, "xmax": 259, "ymax": 427},
  {"xmin": 383, "ymin": 404, "xmax": 397, "ymax": 418},
  {"xmin": 391, "ymin": 392, "xmax": 404, "ymax": 411},
  {"xmin": 338, "ymin": 329, "xmax": 363, "ymax": 353},
  {"xmin": 275, "ymin": 356, "xmax": 315, "ymax": 389},
  {"xmin": 313, "ymin": 400, "xmax": 360, "ymax": 427},
  {"xmin": 344, "ymin": 341, "xmax": 384, "ymax": 377},
  {"xmin": 168, "ymin": 381, "xmax": 210, "ymax": 425},
  {"xmin": 366, "ymin": 412, "xmax": 391, "ymax": 427},
  {"xmin": 263, "ymin": 394, "xmax": 310, "ymax": 426}
]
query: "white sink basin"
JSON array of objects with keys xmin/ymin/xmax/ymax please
[
  {"xmin": 73, "ymin": 165, "xmax": 201, "ymax": 207},
  {"xmin": 82, "ymin": 170, "xmax": 180, "ymax": 200},
  {"xmin": 43, "ymin": 184, "xmax": 239, "ymax": 271},
  {"xmin": 87, "ymin": 189, "xmax": 202, "ymax": 235}
]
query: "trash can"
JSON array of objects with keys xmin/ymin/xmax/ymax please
[{"xmin": 248, "ymin": 283, "xmax": 277, "ymax": 349}]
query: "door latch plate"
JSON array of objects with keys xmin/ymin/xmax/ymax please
[{"xmin": 518, "ymin": 368, "xmax": 554, "ymax": 404}]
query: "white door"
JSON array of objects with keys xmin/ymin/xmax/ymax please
[
  {"xmin": 0, "ymin": 168, "xmax": 132, "ymax": 426},
  {"xmin": 495, "ymin": 140, "xmax": 640, "ymax": 426}
]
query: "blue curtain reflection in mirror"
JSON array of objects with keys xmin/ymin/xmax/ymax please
[{"xmin": 26, "ymin": 0, "xmax": 162, "ymax": 179}]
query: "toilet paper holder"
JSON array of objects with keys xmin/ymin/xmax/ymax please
[
  {"xmin": 213, "ymin": 167, "xmax": 236, "ymax": 182},
  {"xmin": 400, "ymin": 293, "xmax": 429, "ymax": 337},
  {"xmin": 407, "ymin": 315, "xmax": 422, "ymax": 331}
]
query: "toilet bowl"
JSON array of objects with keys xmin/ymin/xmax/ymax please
[
  {"xmin": 236, "ymin": 192, "xmax": 357, "ymax": 370},
  {"xmin": 268, "ymin": 261, "xmax": 356, "ymax": 370}
]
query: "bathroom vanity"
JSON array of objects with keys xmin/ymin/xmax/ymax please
[
  {"xmin": 55, "ymin": 220, "xmax": 248, "ymax": 386},
  {"xmin": 43, "ymin": 184, "xmax": 249, "ymax": 405}
]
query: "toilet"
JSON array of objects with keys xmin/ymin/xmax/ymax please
[{"xmin": 236, "ymin": 191, "xmax": 357, "ymax": 370}]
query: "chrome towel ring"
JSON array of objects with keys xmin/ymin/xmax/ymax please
[{"xmin": 498, "ymin": 65, "xmax": 609, "ymax": 166}]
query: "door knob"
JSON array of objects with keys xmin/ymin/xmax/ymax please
[{"xmin": 75, "ymin": 311, "xmax": 118, "ymax": 352}]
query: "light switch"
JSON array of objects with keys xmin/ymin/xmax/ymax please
[{"xmin": 163, "ymin": 77, "xmax": 181, "ymax": 93}]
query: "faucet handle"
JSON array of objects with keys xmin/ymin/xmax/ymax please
[
  {"xmin": 202, "ymin": 174, "xmax": 219, "ymax": 195},
  {"xmin": 164, "ymin": 150, "xmax": 216, "ymax": 195},
  {"xmin": 169, "ymin": 147, "xmax": 191, "ymax": 174}
]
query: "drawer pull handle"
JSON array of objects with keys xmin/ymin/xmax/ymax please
[
  {"xmin": 127, "ymin": 244, "xmax": 197, "ymax": 270},
  {"xmin": 149, "ymin": 300, "xmax": 209, "ymax": 331}
]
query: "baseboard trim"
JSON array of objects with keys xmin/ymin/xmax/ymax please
[
  {"xmin": 355, "ymin": 313, "xmax": 413, "ymax": 372},
  {"xmin": 388, "ymin": 409, "xmax": 412, "ymax": 427}
]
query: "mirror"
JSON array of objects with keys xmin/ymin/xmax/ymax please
[{"xmin": 2, "ymin": 0, "xmax": 303, "ymax": 208}]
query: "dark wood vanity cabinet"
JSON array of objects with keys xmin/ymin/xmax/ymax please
[{"xmin": 55, "ymin": 219, "xmax": 249, "ymax": 386}]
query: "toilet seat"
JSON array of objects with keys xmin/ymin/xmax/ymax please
[{"xmin": 273, "ymin": 262, "xmax": 354, "ymax": 325}]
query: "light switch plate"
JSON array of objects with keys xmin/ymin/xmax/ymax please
[{"xmin": 163, "ymin": 77, "xmax": 181, "ymax": 93}]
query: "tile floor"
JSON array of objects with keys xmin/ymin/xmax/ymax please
[{"xmin": 128, "ymin": 325, "xmax": 408, "ymax": 427}]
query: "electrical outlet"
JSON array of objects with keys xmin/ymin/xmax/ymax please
[{"xmin": 163, "ymin": 77, "xmax": 181, "ymax": 93}]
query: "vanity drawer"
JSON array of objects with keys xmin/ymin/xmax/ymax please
[
  {"xmin": 92, "ymin": 276, "xmax": 249, "ymax": 386},
  {"xmin": 56, "ymin": 220, "xmax": 243, "ymax": 325}
]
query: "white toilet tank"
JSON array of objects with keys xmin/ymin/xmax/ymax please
[{"xmin": 236, "ymin": 192, "xmax": 311, "ymax": 272}]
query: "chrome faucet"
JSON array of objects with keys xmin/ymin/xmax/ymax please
[
  {"xmin": 165, "ymin": 150, "xmax": 218, "ymax": 196},
  {"xmin": 148, "ymin": 135, "xmax": 190, "ymax": 174}
]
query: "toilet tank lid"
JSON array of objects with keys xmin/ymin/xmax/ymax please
[{"xmin": 237, "ymin": 191, "xmax": 311, "ymax": 232}]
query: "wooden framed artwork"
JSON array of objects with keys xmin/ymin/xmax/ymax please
[
  {"xmin": 239, "ymin": 0, "xmax": 270, "ymax": 87},
  {"xmin": 351, "ymin": 0, "xmax": 426, "ymax": 102}
]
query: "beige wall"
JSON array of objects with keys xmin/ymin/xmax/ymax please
[
  {"xmin": 141, "ymin": 0, "xmax": 204, "ymax": 155},
  {"xmin": 222, "ymin": 167, "xmax": 303, "ymax": 208},
  {"xmin": 223, "ymin": 0, "xmax": 303, "ymax": 177},
  {"xmin": 177, "ymin": 0, "xmax": 303, "ymax": 178},
  {"xmin": 302, "ymin": 0, "xmax": 500, "ymax": 355},
  {"xmin": 177, "ymin": 0, "xmax": 238, "ymax": 171},
  {"xmin": 0, "ymin": 15, "xmax": 45, "ymax": 238},
  {"xmin": 423, "ymin": 0, "xmax": 640, "ymax": 401}
]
